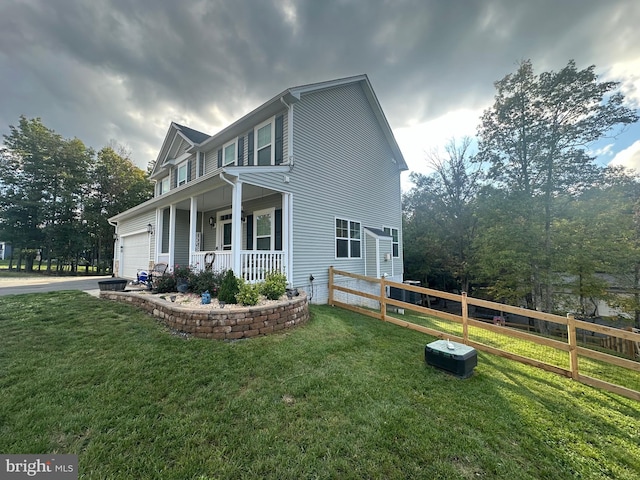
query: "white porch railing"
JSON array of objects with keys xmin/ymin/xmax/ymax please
[
  {"xmin": 190, "ymin": 250, "xmax": 285, "ymax": 283},
  {"xmin": 191, "ymin": 251, "xmax": 232, "ymax": 273},
  {"xmin": 241, "ymin": 250, "xmax": 285, "ymax": 283}
]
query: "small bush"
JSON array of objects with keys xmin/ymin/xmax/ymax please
[
  {"xmin": 218, "ymin": 270, "xmax": 240, "ymax": 304},
  {"xmin": 236, "ymin": 280, "xmax": 261, "ymax": 306},
  {"xmin": 261, "ymin": 271, "xmax": 287, "ymax": 300},
  {"xmin": 189, "ymin": 269, "xmax": 223, "ymax": 295},
  {"xmin": 154, "ymin": 274, "xmax": 176, "ymax": 293}
]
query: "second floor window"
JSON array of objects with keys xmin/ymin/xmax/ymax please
[
  {"xmin": 224, "ymin": 142, "xmax": 235, "ymax": 166},
  {"xmin": 177, "ymin": 163, "xmax": 187, "ymax": 186},
  {"xmin": 160, "ymin": 177, "xmax": 169, "ymax": 194},
  {"xmin": 256, "ymin": 121, "xmax": 272, "ymax": 166}
]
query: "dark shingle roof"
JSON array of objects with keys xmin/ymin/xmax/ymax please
[{"xmin": 174, "ymin": 123, "xmax": 210, "ymax": 144}]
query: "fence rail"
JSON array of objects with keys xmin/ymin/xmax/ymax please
[{"xmin": 329, "ymin": 267, "xmax": 640, "ymax": 402}]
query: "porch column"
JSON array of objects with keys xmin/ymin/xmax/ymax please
[
  {"xmin": 189, "ymin": 196, "xmax": 198, "ymax": 266},
  {"xmin": 282, "ymin": 192, "xmax": 293, "ymax": 283},
  {"xmin": 168, "ymin": 203, "xmax": 176, "ymax": 269},
  {"xmin": 155, "ymin": 208, "xmax": 162, "ymax": 263},
  {"xmin": 231, "ymin": 180, "xmax": 243, "ymax": 276}
]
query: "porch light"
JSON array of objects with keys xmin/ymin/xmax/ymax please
[
  {"xmin": 209, "ymin": 216, "xmax": 216, "ymax": 229},
  {"xmin": 147, "ymin": 223, "xmax": 154, "ymax": 235},
  {"xmin": 241, "ymin": 211, "xmax": 246, "ymax": 223}
]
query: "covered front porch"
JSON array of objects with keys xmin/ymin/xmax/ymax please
[{"xmin": 154, "ymin": 172, "xmax": 292, "ymax": 283}]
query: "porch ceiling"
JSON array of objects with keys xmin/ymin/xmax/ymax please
[{"xmin": 173, "ymin": 183, "xmax": 282, "ymax": 212}]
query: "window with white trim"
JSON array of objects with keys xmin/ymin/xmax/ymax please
[
  {"xmin": 177, "ymin": 163, "xmax": 187, "ymax": 186},
  {"xmin": 255, "ymin": 118, "xmax": 274, "ymax": 166},
  {"xmin": 158, "ymin": 176, "xmax": 170, "ymax": 195},
  {"xmin": 383, "ymin": 227, "xmax": 400, "ymax": 257},
  {"xmin": 223, "ymin": 141, "xmax": 236, "ymax": 166},
  {"xmin": 255, "ymin": 208, "xmax": 275, "ymax": 250},
  {"xmin": 336, "ymin": 218, "xmax": 361, "ymax": 258}
]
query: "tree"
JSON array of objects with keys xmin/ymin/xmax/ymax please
[
  {"xmin": 1, "ymin": 116, "xmax": 63, "ymax": 270},
  {"xmin": 476, "ymin": 60, "xmax": 638, "ymax": 311},
  {"xmin": 85, "ymin": 146, "xmax": 153, "ymax": 273},
  {"xmin": 404, "ymin": 138, "xmax": 481, "ymax": 292}
]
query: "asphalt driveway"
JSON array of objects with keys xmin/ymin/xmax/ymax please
[{"xmin": 0, "ymin": 275, "xmax": 114, "ymax": 297}]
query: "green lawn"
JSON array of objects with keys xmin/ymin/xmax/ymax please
[{"xmin": 1, "ymin": 292, "xmax": 639, "ymax": 479}]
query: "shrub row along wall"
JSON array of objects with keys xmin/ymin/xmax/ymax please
[{"xmin": 100, "ymin": 292, "xmax": 309, "ymax": 340}]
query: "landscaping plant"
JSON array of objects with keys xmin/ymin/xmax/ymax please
[
  {"xmin": 218, "ymin": 269, "xmax": 240, "ymax": 304},
  {"xmin": 261, "ymin": 270, "xmax": 287, "ymax": 300},
  {"xmin": 236, "ymin": 280, "xmax": 261, "ymax": 306}
]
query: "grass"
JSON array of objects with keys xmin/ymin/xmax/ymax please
[
  {"xmin": 0, "ymin": 292, "xmax": 639, "ymax": 479},
  {"xmin": 388, "ymin": 309, "xmax": 640, "ymax": 393}
]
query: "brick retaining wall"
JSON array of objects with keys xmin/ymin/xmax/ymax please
[{"xmin": 100, "ymin": 291, "xmax": 309, "ymax": 340}]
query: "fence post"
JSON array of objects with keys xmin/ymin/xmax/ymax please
[
  {"xmin": 567, "ymin": 313, "xmax": 579, "ymax": 380},
  {"xmin": 380, "ymin": 275, "xmax": 386, "ymax": 321},
  {"xmin": 328, "ymin": 266, "xmax": 334, "ymax": 306},
  {"xmin": 461, "ymin": 291, "xmax": 469, "ymax": 344}
]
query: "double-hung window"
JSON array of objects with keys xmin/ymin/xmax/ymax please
[
  {"xmin": 223, "ymin": 141, "xmax": 236, "ymax": 166},
  {"xmin": 254, "ymin": 208, "xmax": 275, "ymax": 250},
  {"xmin": 255, "ymin": 119, "xmax": 273, "ymax": 166},
  {"xmin": 383, "ymin": 227, "xmax": 399, "ymax": 257},
  {"xmin": 336, "ymin": 218, "xmax": 361, "ymax": 258},
  {"xmin": 177, "ymin": 163, "xmax": 187, "ymax": 186},
  {"xmin": 159, "ymin": 176, "xmax": 170, "ymax": 195}
]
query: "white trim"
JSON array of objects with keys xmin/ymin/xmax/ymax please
[
  {"xmin": 254, "ymin": 207, "xmax": 276, "ymax": 250},
  {"xmin": 254, "ymin": 116, "xmax": 275, "ymax": 166},
  {"xmin": 223, "ymin": 139, "xmax": 236, "ymax": 166},
  {"xmin": 177, "ymin": 161, "xmax": 188, "ymax": 186},
  {"xmin": 335, "ymin": 217, "xmax": 362, "ymax": 259},
  {"xmin": 216, "ymin": 208, "xmax": 233, "ymax": 250},
  {"xmin": 223, "ymin": 165, "xmax": 289, "ymax": 176},
  {"xmin": 382, "ymin": 226, "xmax": 400, "ymax": 258}
]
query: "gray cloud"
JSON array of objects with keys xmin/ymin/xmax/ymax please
[{"xmin": 1, "ymin": 0, "xmax": 639, "ymax": 170}]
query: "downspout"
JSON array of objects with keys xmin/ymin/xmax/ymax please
[{"xmin": 280, "ymin": 96, "xmax": 295, "ymax": 285}]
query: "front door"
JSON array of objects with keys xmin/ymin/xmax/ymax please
[{"xmin": 217, "ymin": 211, "xmax": 233, "ymax": 250}]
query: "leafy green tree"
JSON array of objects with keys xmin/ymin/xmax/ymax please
[
  {"xmin": 404, "ymin": 138, "xmax": 481, "ymax": 292},
  {"xmin": 1, "ymin": 117, "xmax": 63, "ymax": 270},
  {"xmin": 85, "ymin": 145, "xmax": 153, "ymax": 273},
  {"xmin": 476, "ymin": 60, "xmax": 638, "ymax": 311}
]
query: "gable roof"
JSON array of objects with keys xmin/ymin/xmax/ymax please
[
  {"xmin": 195, "ymin": 74, "xmax": 407, "ymax": 171},
  {"xmin": 174, "ymin": 123, "xmax": 210, "ymax": 144},
  {"xmin": 151, "ymin": 74, "xmax": 408, "ymax": 177}
]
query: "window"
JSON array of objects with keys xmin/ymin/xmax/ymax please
[
  {"xmin": 224, "ymin": 141, "xmax": 236, "ymax": 166},
  {"xmin": 384, "ymin": 227, "xmax": 399, "ymax": 257},
  {"xmin": 336, "ymin": 218, "xmax": 361, "ymax": 258},
  {"xmin": 255, "ymin": 208, "xmax": 274, "ymax": 250},
  {"xmin": 255, "ymin": 119, "xmax": 273, "ymax": 166},
  {"xmin": 160, "ymin": 176, "xmax": 170, "ymax": 195},
  {"xmin": 177, "ymin": 163, "xmax": 187, "ymax": 186}
]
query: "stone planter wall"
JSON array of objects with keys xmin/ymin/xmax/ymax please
[{"xmin": 100, "ymin": 291, "xmax": 309, "ymax": 340}]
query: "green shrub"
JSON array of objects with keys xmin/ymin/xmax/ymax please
[
  {"xmin": 261, "ymin": 271, "xmax": 287, "ymax": 300},
  {"xmin": 236, "ymin": 280, "xmax": 261, "ymax": 306},
  {"xmin": 218, "ymin": 270, "xmax": 240, "ymax": 304},
  {"xmin": 189, "ymin": 269, "xmax": 224, "ymax": 295},
  {"xmin": 154, "ymin": 274, "xmax": 176, "ymax": 293}
]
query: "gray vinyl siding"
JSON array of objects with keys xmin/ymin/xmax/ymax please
[
  {"xmin": 287, "ymin": 83, "xmax": 403, "ymax": 291},
  {"xmin": 174, "ymin": 209, "xmax": 190, "ymax": 267},
  {"xmin": 379, "ymin": 239, "xmax": 393, "ymax": 278},
  {"xmin": 365, "ymin": 235, "xmax": 377, "ymax": 277}
]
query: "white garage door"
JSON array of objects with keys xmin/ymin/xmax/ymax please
[{"xmin": 121, "ymin": 233, "xmax": 150, "ymax": 279}]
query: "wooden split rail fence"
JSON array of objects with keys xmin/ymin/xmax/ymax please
[{"xmin": 328, "ymin": 267, "xmax": 640, "ymax": 402}]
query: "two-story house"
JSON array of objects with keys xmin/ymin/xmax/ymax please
[{"xmin": 109, "ymin": 74, "xmax": 407, "ymax": 303}]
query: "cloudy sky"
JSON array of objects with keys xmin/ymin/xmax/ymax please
[{"xmin": 1, "ymin": 0, "xmax": 639, "ymax": 190}]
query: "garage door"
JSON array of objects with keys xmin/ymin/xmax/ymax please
[{"xmin": 121, "ymin": 233, "xmax": 150, "ymax": 279}]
